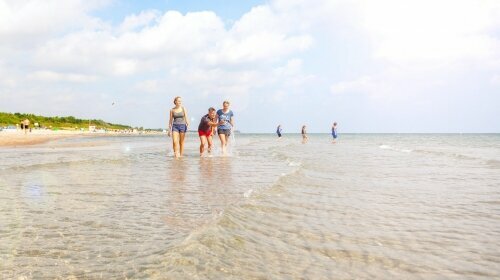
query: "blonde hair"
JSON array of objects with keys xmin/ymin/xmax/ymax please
[{"xmin": 173, "ymin": 96, "xmax": 181, "ymax": 105}]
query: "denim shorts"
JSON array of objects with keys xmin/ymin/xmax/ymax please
[
  {"xmin": 217, "ymin": 128, "xmax": 231, "ymax": 136},
  {"xmin": 172, "ymin": 123, "xmax": 187, "ymax": 133}
]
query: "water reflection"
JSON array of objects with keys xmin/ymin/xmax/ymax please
[
  {"xmin": 200, "ymin": 157, "xmax": 235, "ymax": 219},
  {"xmin": 169, "ymin": 158, "xmax": 187, "ymax": 182},
  {"xmin": 215, "ymin": 157, "xmax": 233, "ymax": 186},
  {"xmin": 163, "ymin": 157, "xmax": 236, "ymax": 231},
  {"xmin": 163, "ymin": 159, "xmax": 188, "ymax": 230},
  {"xmin": 199, "ymin": 157, "xmax": 215, "ymax": 185}
]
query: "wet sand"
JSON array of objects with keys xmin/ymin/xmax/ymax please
[{"xmin": 0, "ymin": 130, "xmax": 166, "ymax": 147}]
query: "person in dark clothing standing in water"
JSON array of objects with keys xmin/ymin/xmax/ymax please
[
  {"xmin": 301, "ymin": 125, "xmax": 308, "ymax": 143},
  {"xmin": 198, "ymin": 107, "xmax": 219, "ymax": 156},
  {"xmin": 276, "ymin": 125, "xmax": 282, "ymax": 138},
  {"xmin": 332, "ymin": 122, "xmax": 338, "ymax": 143}
]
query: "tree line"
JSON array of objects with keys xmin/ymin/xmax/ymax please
[{"xmin": 0, "ymin": 112, "xmax": 131, "ymax": 130}]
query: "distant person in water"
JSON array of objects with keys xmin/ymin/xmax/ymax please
[
  {"xmin": 301, "ymin": 125, "xmax": 308, "ymax": 143},
  {"xmin": 22, "ymin": 119, "xmax": 30, "ymax": 135},
  {"xmin": 332, "ymin": 122, "xmax": 338, "ymax": 142},
  {"xmin": 276, "ymin": 125, "xmax": 282, "ymax": 138},
  {"xmin": 198, "ymin": 107, "xmax": 219, "ymax": 156},
  {"xmin": 168, "ymin": 96, "xmax": 189, "ymax": 158},
  {"xmin": 217, "ymin": 100, "xmax": 234, "ymax": 155}
]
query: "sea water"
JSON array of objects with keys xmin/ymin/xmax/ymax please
[{"xmin": 0, "ymin": 134, "xmax": 499, "ymax": 279}]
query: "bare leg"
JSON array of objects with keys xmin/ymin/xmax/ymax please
[
  {"xmin": 199, "ymin": 135, "xmax": 207, "ymax": 156},
  {"xmin": 207, "ymin": 136, "xmax": 213, "ymax": 155},
  {"xmin": 172, "ymin": 131, "xmax": 180, "ymax": 158},
  {"xmin": 179, "ymin": 132, "xmax": 186, "ymax": 157},
  {"xmin": 218, "ymin": 133, "xmax": 227, "ymax": 154}
]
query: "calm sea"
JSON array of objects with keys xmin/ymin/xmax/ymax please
[{"xmin": 0, "ymin": 134, "xmax": 499, "ymax": 279}]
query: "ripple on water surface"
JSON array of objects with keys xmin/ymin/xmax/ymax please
[{"xmin": 0, "ymin": 134, "xmax": 499, "ymax": 279}]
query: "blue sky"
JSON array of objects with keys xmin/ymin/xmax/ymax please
[
  {"xmin": 0, "ymin": 0, "xmax": 499, "ymax": 132},
  {"xmin": 93, "ymin": 0, "xmax": 266, "ymax": 25}
]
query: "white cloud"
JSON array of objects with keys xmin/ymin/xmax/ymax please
[
  {"xmin": 357, "ymin": 0, "xmax": 500, "ymax": 63},
  {"xmin": 118, "ymin": 10, "xmax": 160, "ymax": 33},
  {"xmin": 134, "ymin": 79, "xmax": 161, "ymax": 93},
  {"xmin": 32, "ymin": 7, "xmax": 312, "ymax": 75},
  {"xmin": 0, "ymin": 0, "xmax": 110, "ymax": 48},
  {"xmin": 28, "ymin": 71, "xmax": 98, "ymax": 83},
  {"xmin": 491, "ymin": 74, "xmax": 500, "ymax": 87},
  {"xmin": 1, "ymin": 0, "xmax": 499, "ymax": 131},
  {"xmin": 0, "ymin": 62, "xmax": 18, "ymax": 88},
  {"xmin": 331, "ymin": 76, "xmax": 375, "ymax": 95}
]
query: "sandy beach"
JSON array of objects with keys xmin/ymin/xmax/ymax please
[
  {"xmin": 0, "ymin": 130, "xmax": 88, "ymax": 147},
  {"xmin": 0, "ymin": 130, "xmax": 166, "ymax": 147}
]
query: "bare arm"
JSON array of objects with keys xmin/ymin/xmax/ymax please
[
  {"xmin": 183, "ymin": 107, "xmax": 190, "ymax": 127},
  {"xmin": 211, "ymin": 117, "xmax": 218, "ymax": 135},
  {"xmin": 168, "ymin": 109, "xmax": 173, "ymax": 136},
  {"xmin": 208, "ymin": 118, "xmax": 219, "ymax": 127}
]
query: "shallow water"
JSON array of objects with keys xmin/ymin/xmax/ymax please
[{"xmin": 1, "ymin": 134, "xmax": 499, "ymax": 279}]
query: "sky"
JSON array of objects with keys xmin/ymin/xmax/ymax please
[{"xmin": 0, "ymin": 0, "xmax": 499, "ymax": 133}]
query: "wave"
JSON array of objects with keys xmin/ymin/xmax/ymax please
[
  {"xmin": 485, "ymin": 159, "xmax": 500, "ymax": 169},
  {"xmin": 380, "ymin": 145, "xmax": 499, "ymax": 168},
  {"xmin": 379, "ymin": 144, "xmax": 412, "ymax": 153},
  {"xmin": 0, "ymin": 155, "xmax": 134, "ymax": 172},
  {"xmin": 286, "ymin": 159, "xmax": 302, "ymax": 167},
  {"xmin": 412, "ymin": 149, "xmax": 499, "ymax": 166},
  {"xmin": 136, "ymin": 168, "xmax": 303, "ymax": 278}
]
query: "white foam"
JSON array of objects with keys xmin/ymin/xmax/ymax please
[
  {"xmin": 380, "ymin": 145, "xmax": 412, "ymax": 153},
  {"xmin": 243, "ymin": 189, "xmax": 253, "ymax": 198}
]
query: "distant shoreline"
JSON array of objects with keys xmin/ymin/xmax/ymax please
[{"xmin": 2, "ymin": 131, "xmax": 497, "ymax": 147}]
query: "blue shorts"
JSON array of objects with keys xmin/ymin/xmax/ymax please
[
  {"xmin": 217, "ymin": 128, "xmax": 231, "ymax": 136},
  {"xmin": 332, "ymin": 133, "xmax": 337, "ymax": 139},
  {"xmin": 172, "ymin": 124, "xmax": 187, "ymax": 133}
]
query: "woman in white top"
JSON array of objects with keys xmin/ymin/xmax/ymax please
[{"xmin": 216, "ymin": 101, "xmax": 235, "ymax": 155}]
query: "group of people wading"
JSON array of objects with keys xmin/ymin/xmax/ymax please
[
  {"xmin": 168, "ymin": 97, "xmax": 234, "ymax": 158},
  {"xmin": 276, "ymin": 122, "xmax": 338, "ymax": 143}
]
